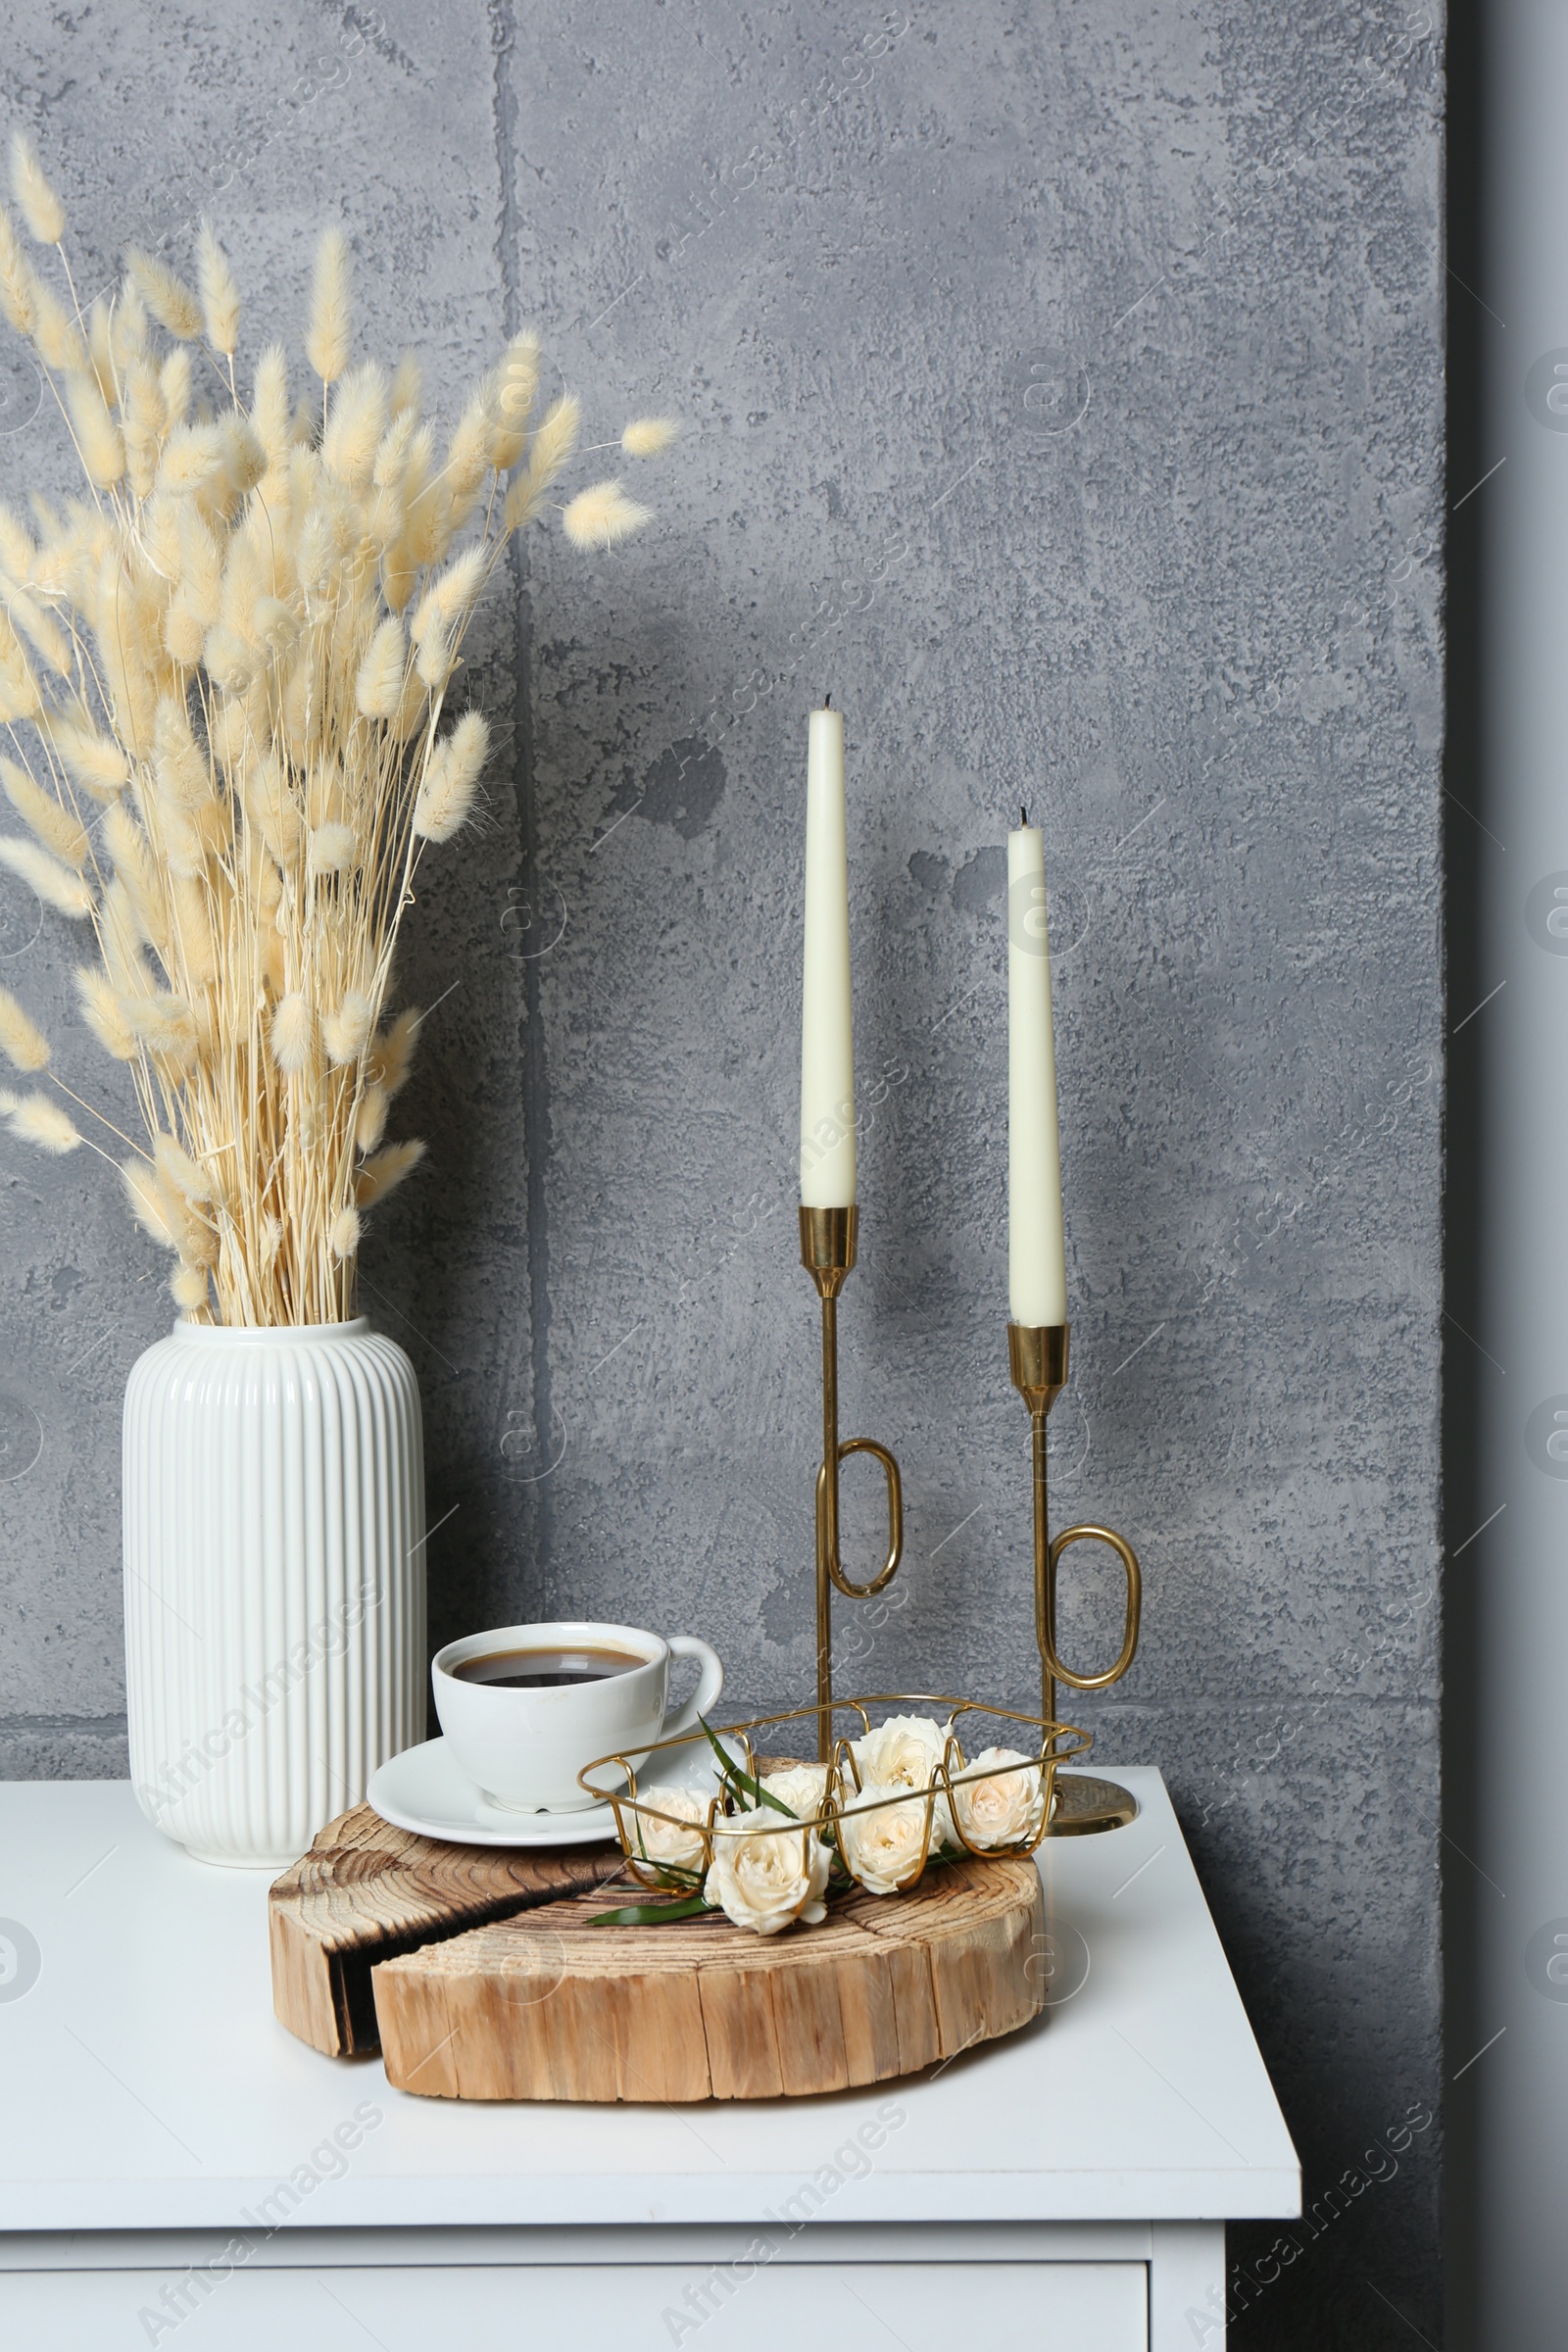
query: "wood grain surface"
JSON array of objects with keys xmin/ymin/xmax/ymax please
[
  {"xmin": 371, "ymin": 1852, "xmax": 1045, "ymax": 2102},
  {"xmin": 269, "ymin": 1802, "xmax": 623, "ymax": 2056}
]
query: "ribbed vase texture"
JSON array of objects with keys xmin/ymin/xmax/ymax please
[{"xmin": 123, "ymin": 1319, "xmax": 426, "ymax": 1867}]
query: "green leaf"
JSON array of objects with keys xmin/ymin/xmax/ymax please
[
  {"xmin": 588, "ymin": 1893, "xmax": 713, "ymax": 1928},
  {"xmin": 698, "ymin": 1715, "xmax": 796, "ymax": 1817}
]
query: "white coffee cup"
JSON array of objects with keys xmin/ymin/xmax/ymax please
[{"xmin": 430, "ymin": 1620, "xmax": 724, "ymax": 1813}]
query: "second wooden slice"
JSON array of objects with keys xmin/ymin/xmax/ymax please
[{"xmin": 372, "ymin": 1852, "xmax": 1045, "ymax": 2101}]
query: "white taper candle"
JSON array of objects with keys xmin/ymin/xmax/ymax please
[
  {"xmin": 799, "ymin": 704, "xmax": 857, "ymax": 1206},
  {"xmin": 1007, "ymin": 817, "xmax": 1067, "ymax": 1323}
]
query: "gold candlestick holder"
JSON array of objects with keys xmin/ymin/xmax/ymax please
[
  {"xmin": 1008, "ymin": 1322, "xmax": 1143, "ymax": 1835},
  {"xmin": 801, "ymin": 1206, "xmax": 905, "ymax": 1763}
]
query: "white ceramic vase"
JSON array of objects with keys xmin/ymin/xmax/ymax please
[{"xmin": 122, "ymin": 1318, "xmax": 426, "ymax": 1868}]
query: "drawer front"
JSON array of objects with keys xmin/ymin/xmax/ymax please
[{"xmin": 1, "ymin": 2258, "xmax": 1149, "ymax": 2350}]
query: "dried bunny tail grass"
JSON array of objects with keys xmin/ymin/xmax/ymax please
[
  {"xmin": 504, "ymin": 392, "xmax": 580, "ymax": 531},
  {"xmin": 251, "ymin": 343, "xmax": 290, "ymax": 463},
  {"xmin": 412, "ymin": 545, "xmax": 487, "ymax": 643},
  {"xmin": 0, "ymin": 233, "xmax": 663, "ymax": 1321},
  {"xmin": 2, "ymin": 1092, "xmax": 81, "ymax": 1152},
  {"xmin": 411, "ymin": 545, "xmax": 487, "ymax": 682},
  {"xmin": 371, "ymin": 407, "xmax": 417, "ymax": 493},
  {"xmin": 207, "ymin": 694, "xmax": 251, "ymax": 772},
  {"xmin": 0, "ymin": 986, "xmax": 51, "ymax": 1071},
  {"xmin": 152, "ymin": 695, "xmax": 211, "ymax": 808},
  {"xmin": 160, "ymin": 345, "xmax": 193, "ymax": 430},
  {"xmin": 161, "ymin": 1184, "xmax": 218, "ymax": 1267},
  {"xmin": 322, "ymin": 987, "xmax": 373, "ymax": 1066},
  {"xmin": 366, "ymin": 1005, "xmax": 418, "ymax": 1099},
  {"xmin": 171, "ymin": 874, "xmax": 217, "ymax": 984},
  {"xmin": 355, "ymin": 615, "xmax": 405, "ymax": 717},
  {"xmin": 154, "ymin": 1130, "xmax": 214, "ymax": 1203},
  {"xmin": 158, "ymin": 419, "xmax": 228, "ymax": 497},
  {"xmin": 444, "ymin": 393, "xmax": 497, "ymax": 521},
  {"xmin": 99, "ymin": 877, "xmax": 152, "ymax": 994},
  {"xmin": 529, "ymin": 391, "xmax": 581, "ymax": 481},
  {"xmin": 307, "ymin": 821, "xmax": 357, "ymax": 875},
  {"xmin": 489, "ymin": 331, "xmax": 541, "ymax": 467},
  {"xmin": 87, "ymin": 298, "xmax": 115, "ymax": 404},
  {"xmin": 270, "ymin": 991, "xmax": 316, "ymax": 1076},
  {"xmin": 143, "ymin": 489, "xmax": 185, "ymax": 584},
  {"xmin": 307, "ymin": 754, "xmax": 349, "ymax": 831},
  {"xmin": 75, "ymin": 965, "xmax": 138, "ymax": 1059},
  {"xmin": 95, "ymin": 551, "xmax": 161, "ymax": 757},
  {"xmin": 0, "ymin": 205, "xmax": 36, "ymax": 334},
  {"xmin": 103, "ymin": 803, "xmax": 166, "ymax": 940},
  {"xmin": 307, "ymin": 226, "xmax": 351, "ymax": 385},
  {"xmin": 122, "ymin": 1155, "xmax": 176, "ymax": 1245},
  {"xmin": 220, "ymin": 416, "xmax": 266, "ymax": 505},
  {"xmin": 9, "ymin": 133, "xmax": 66, "ymax": 245},
  {"xmin": 125, "ymin": 248, "xmax": 203, "ymax": 341},
  {"xmin": 356, "ymin": 1137, "xmax": 425, "ymax": 1205},
  {"xmin": 240, "ymin": 749, "xmax": 303, "ymax": 866},
  {"xmin": 0, "ymin": 610, "xmax": 40, "ymax": 707},
  {"xmin": 171, "ymin": 1264, "xmax": 209, "ymax": 1311},
  {"xmin": 562, "ymin": 479, "xmax": 653, "ymax": 550},
  {"xmin": 121, "ymin": 992, "xmax": 199, "ymax": 1063},
  {"xmin": 0, "ymin": 833, "xmax": 95, "ymax": 916},
  {"xmin": 322, "ymin": 360, "xmax": 386, "ymax": 486},
  {"xmin": 6, "ymin": 584, "xmax": 74, "ymax": 674},
  {"xmin": 179, "ymin": 503, "xmax": 223, "ymax": 616},
  {"xmin": 110, "ymin": 274, "xmax": 149, "ymax": 368},
  {"xmin": 121, "ymin": 360, "xmax": 164, "ymax": 500},
  {"xmin": 620, "ymin": 416, "xmax": 679, "ymax": 457},
  {"xmin": 31, "ymin": 278, "xmax": 86, "ymax": 373},
  {"xmin": 195, "ymin": 220, "xmax": 239, "ymax": 354},
  {"xmin": 413, "ymin": 710, "xmax": 488, "ymax": 843},
  {"xmin": 0, "ymin": 755, "xmax": 89, "ymax": 865},
  {"xmin": 39, "ymin": 709, "xmax": 129, "ymax": 798},
  {"xmin": 383, "ymin": 666, "xmax": 425, "ymax": 744},
  {"xmin": 65, "ymin": 371, "xmax": 126, "ymax": 489},
  {"xmin": 355, "ymin": 1082, "xmax": 387, "ymax": 1152}
]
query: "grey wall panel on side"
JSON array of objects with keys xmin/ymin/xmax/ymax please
[{"xmin": 1471, "ymin": 3, "xmax": 1568, "ymax": 2344}]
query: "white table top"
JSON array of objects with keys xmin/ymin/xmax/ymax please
[{"xmin": 0, "ymin": 1768, "xmax": 1298, "ymax": 2234}]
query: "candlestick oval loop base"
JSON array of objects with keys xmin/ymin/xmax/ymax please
[
  {"xmin": 1042, "ymin": 1521, "xmax": 1142, "ymax": 1691},
  {"xmin": 825, "ymin": 1435, "xmax": 904, "ymax": 1598}
]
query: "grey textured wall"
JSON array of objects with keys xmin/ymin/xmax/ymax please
[{"xmin": 0, "ymin": 5, "xmax": 1443, "ymax": 2343}]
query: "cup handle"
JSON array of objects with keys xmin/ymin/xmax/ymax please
[{"xmin": 661, "ymin": 1637, "xmax": 724, "ymax": 1741}]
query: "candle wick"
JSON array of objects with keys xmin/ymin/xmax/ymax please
[
  {"xmin": 1020, "ymin": 804, "xmax": 1028, "ymax": 828},
  {"xmin": 824, "ymin": 693, "xmax": 832, "ymax": 710}
]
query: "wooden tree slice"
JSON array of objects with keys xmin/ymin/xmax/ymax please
[
  {"xmin": 371, "ymin": 1853, "xmax": 1045, "ymax": 2102},
  {"xmin": 269, "ymin": 1802, "xmax": 623, "ymax": 2057}
]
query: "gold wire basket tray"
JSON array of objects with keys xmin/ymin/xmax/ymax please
[{"xmin": 578, "ymin": 1692, "xmax": 1096, "ymax": 1904}]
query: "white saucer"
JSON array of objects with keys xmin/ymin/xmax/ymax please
[
  {"xmin": 368, "ymin": 1734, "xmax": 733, "ymax": 1850},
  {"xmin": 368, "ymin": 1739, "xmax": 621, "ymax": 1847}
]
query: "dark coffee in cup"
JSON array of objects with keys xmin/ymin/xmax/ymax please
[
  {"xmin": 431, "ymin": 1620, "xmax": 725, "ymax": 1812},
  {"xmin": 452, "ymin": 1642, "xmax": 645, "ymax": 1690}
]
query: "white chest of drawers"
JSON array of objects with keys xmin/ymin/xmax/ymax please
[{"xmin": 0, "ymin": 1768, "xmax": 1298, "ymax": 2348}]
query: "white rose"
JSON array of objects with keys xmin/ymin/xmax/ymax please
[
  {"xmin": 853, "ymin": 1713, "xmax": 946, "ymax": 1788},
  {"xmin": 851, "ymin": 1715, "xmax": 953, "ymax": 1847},
  {"xmin": 948, "ymin": 1747, "xmax": 1046, "ymax": 1850},
  {"xmin": 836, "ymin": 1779, "xmax": 939, "ymax": 1895},
  {"xmin": 760, "ymin": 1762, "xmax": 828, "ymax": 1818},
  {"xmin": 705, "ymin": 1807, "xmax": 831, "ymax": 1936},
  {"xmin": 626, "ymin": 1787, "xmax": 710, "ymax": 1885}
]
